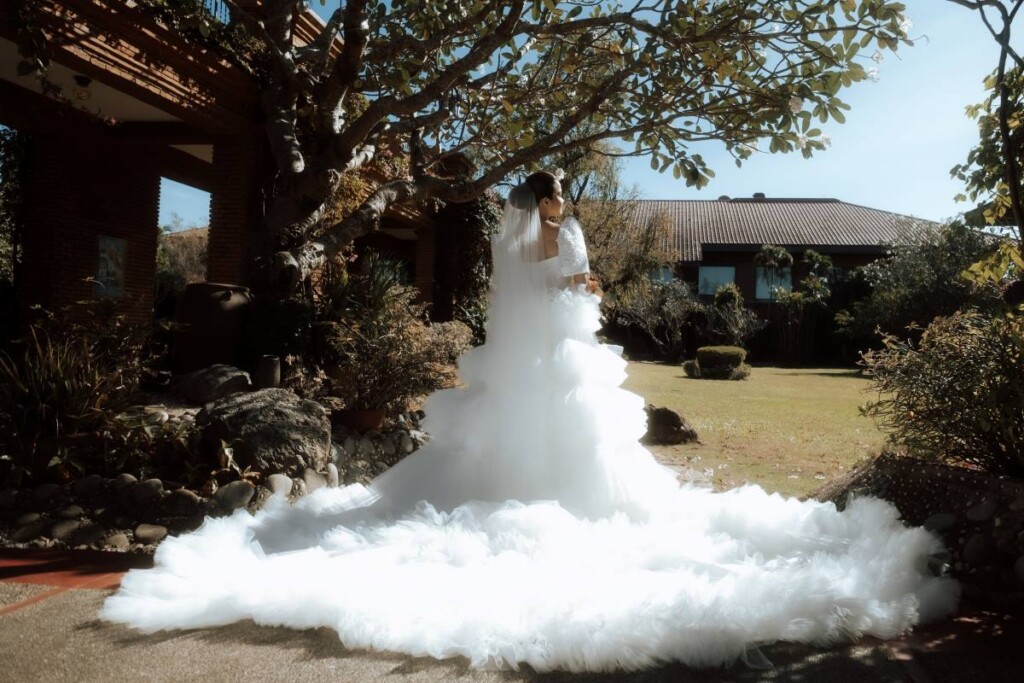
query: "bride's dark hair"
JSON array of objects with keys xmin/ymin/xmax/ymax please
[{"xmin": 525, "ymin": 171, "xmax": 559, "ymax": 204}]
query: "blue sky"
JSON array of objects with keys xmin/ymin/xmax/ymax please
[{"xmin": 160, "ymin": 0, "xmax": 1002, "ymax": 229}]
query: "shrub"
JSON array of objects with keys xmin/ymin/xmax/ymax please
[
  {"xmin": 860, "ymin": 309, "xmax": 1024, "ymax": 475},
  {"xmin": 836, "ymin": 221, "xmax": 1001, "ymax": 344},
  {"xmin": 696, "ymin": 345, "xmax": 747, "ymax": 369},
  {"xmin": 702, "ymin": 283, "xmax": 765, "ymax": 348},
  {"xmin": 0, "ymin": 301, "xmax": 146, "ymax": 484},
  {"xmin": 613, "ymin": 280, "xmax": 701, "ymax": 362},
  {"xmin": 318, "ymin": 253, "xmax": 472, "ymax": 412},
  {"xmin": 685, "ymin": 346, "xmax": 750, "ymax": 380}
]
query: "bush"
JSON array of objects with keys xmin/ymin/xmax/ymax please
[
  {"xmin": 860, "ymin": 309, "xmax": 1024, "ymax": 475},
  {"xmin": 0, "ymin": 301, "xmax": 147, "ymax": 484},
  {"xmin": 701, "ymin": 283, "xmax": 765, "ymax": 348},
  {"xmin": 696, "ymin": 345, "xmax": 747, "ymax": 369},
  {"xmin": 837, "ymin": 221, "xmax": 1001, "ymax": 344},
  {"xmin": 684, "ymin": 346, "xmax": 750, "ymax": 380},
  {"xmin": 317, "ymin": 252, "xmax": 472, "ymax": 412},
  {"xmin": 613, "ymin": 280, "xmax": 701, "ymax": 362}
]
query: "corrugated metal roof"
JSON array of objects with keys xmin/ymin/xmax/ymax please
[{"xmin": 630, "ymin": 198, "xmax": 936, "ymax": 262}]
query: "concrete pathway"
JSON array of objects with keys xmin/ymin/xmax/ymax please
[{"xmin": 0, "ymin": 548, "xmax": 1018, "ymax": 682}]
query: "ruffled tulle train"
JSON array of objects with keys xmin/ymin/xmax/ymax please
[{"xmin": 101, "ymin": 284, "xmax": 959, "ymax": 672}]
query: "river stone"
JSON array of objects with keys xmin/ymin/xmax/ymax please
[
  {"xmin": 12, "ymin": 520, "xmax": 50, "ymax": 543},
  {"xmin": 134, "ymin": 524, "xmax": 168, "ymax": 544},
  {"xmin": 642, "ymin": 405, "xmax": 700, "ymax": 445},
  {"xmin": 358, "ymin": 437, "xmax": 375, "ymax": 457},
  {"xmin": 51, "ymin": 519, "xmax": 80, "ymax": 542},
  {"xmin": 215, "ymin": 481, "xmax": 255, "ymax": 512},
  {"xmin": 59, "ymin": 505, "xmax": 84, "ymax": 519},
  {"xmin": 923, "ymin": 513, "xmax": 957, "ymax": 533},
  {"xmin": 132, "ymin": 479, "xmax": 164, "ymax": 505},
  {"xmin": 113, "ymin": 473, "xmax": 137, "ymax": 492},
  {"xmin": 963, "ymin": 534, "xmax": 991, "ymax": 564},
  {"xmin": 71, "ymin": 524, "xmax": 107, "ymax": 547},
  {"xmin": 33, "ymin": 483, "xmax": 61, "ymax": 503},
  {"xmin": 267, "ymin": 474, "xmax": 293, "ymax": 497},
  {"xmin": 303, "ymin": 468, "xmax": 327, "ymax": 494},
  {"xmin": 161, "ymin": 488, "xmax": 202, "ymax": 517},
  {"xmin": 195, "ymin": 388, "xmax": 331, "ymax": 476},
  {"xmin": 342, "ymin": 436, "xmax": 357, "ymax": 457},
  {"xmin": 0, "ymin": 488, "xmax": 18, "ymax": 509},
  {"xmin": 966, "ymin": 499, "xmax": 998, "ymax": 523},
  {"xmin": 327, "ymin": 463, "xmax": 340, "ymax": 488},
  {"xmin": 173, "ymin": 364, "xmax": 252, "ymax": 404},
  {"xmin": 106, "ymin": 533, "xmax": 130, "ymax": 551},
  {"xmin": 72, "ymin": 474, "xmax": 104, "ymax": 498},
  {"xmin": 381, "ymin": 438, "xmax": 396, "ymax": 457},
  {"xmin": 15, "ymin": 512, "xmax": 42, "ymax": 526},
  {"xmin": 400, "ymin": 434, "xmax": 414, "ymax": 454}
]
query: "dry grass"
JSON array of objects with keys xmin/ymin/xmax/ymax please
[{"xmin": 623, "ymin": 362, "xmax": 887, "ymax": 498}]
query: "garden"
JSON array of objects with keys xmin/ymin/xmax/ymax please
[{"xmin": 0, "ymin": 0, "xmax": 1023, "ymax": 615}]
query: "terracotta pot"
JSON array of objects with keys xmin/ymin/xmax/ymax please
[
  {"xmin": 332, "ymin": 408, "xmax": 386, "ymax": 432},
  {"xmin": 173, "ymin": 282, "xmax": 252, "ymax": 372}
]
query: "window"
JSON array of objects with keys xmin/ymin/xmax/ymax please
[
  {"xmin": 649, "ymin": 265, "xmax": 676, "ymax": 283},
  {"xmin": 755, "ymin": 266, "xmax": 792, "ymax": 300},
  {"xmin": 698, "ymin": 266, "xmax": 735, "ymax": 296}
]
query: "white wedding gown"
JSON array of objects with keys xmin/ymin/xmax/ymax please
[{"xmin": 102, "ymin": 200, "xmax": 959, "ymax": 672}]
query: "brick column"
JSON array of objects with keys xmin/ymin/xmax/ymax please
[
  {"xmin": 207, "ymin": 131, "xmax": 263, "ymax": 285},
  {"xmin": 413, "ymin": 225, "xmax": 437, "ymax": 305},
  {"xmin": 19, "ymin": 135, "xmax": 159, "ymax": 327}
]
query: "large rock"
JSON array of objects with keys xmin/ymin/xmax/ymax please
[
  {"xmin": 173, "ymin": 364, "xmax": 252, "ymax": 404},
  {"xmin": 195, "ymin": 388, "xmax": 332, "ymax": 476},
  {"xmin": 642, "ymin": 405, "xmax": 699, "ymax": 445}
]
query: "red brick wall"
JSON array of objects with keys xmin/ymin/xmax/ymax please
[
  {"xmin": 207, "ymin": 132, "xmax": 263, "ymax": 285},
  {"xmin": 19, "ymin": 135, "xmax": 160, "ymax": 327},
  {"xmin": 413, "ymin": 225, "xmax": 437, "ymax": 304}
]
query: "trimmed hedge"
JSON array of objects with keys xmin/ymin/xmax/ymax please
[
  {"xmin": 685, "ymin": 346, "xmax": 750, "ymax": 381},
  {"xmin": 696, "ymin": 345, "xmax": 746, "ymax": 369}
]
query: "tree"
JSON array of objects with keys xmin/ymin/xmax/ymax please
[
  {"xmin": 615, "ymin": 279, "xmax": 701, "ymax": 362},
  {"xmin": 835, "ymin": 221, "xmax": 1001, "ymax": 342},
  {"xmin": 773, "ymin": 249, "xmax": 832, "ymax": 360},
  {"xmin": 948, "ymin": 1, "xmax": 1024, "ymax": 243},
  {"xmin": 702, "ymin": 283, "xmax": 765, "ymax": 348},
  {"xmin": 753, "ymin": 243, "xmax": 794, "ymax": 313},
  {"xmin": 17, "ymin": 1, "xmax": 914, "ymax": 297}
]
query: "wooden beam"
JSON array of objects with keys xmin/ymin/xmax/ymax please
[
  {"xmin": 0, "ymin": 0, "xmax": 260, "ymax": 135},
  {"xmin": 112, "ymin": 122, "xmax": 218, "ymax": 145},
  {"xmin": 0, "ymin": 78, "xmax": 106, "ymax": 136},
  {"xmin": 0, "ymin": 79, "xmax": 214, "ymax": 191},
  {"xmin": 156, "ymin": 146, "xmax": 215, "ymax": 192}
]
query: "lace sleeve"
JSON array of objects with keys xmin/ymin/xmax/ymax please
[{"xmin": 556, "ymin": 217, "xmax": 590, "ymax": 277}]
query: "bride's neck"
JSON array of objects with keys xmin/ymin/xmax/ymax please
[{"xmin": 541, "ymin": 218, "xmax": 559, "ymax": 259}]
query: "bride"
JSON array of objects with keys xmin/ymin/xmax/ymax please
[{"xmin": 102, "ymin": 171, "xmax": 959, "ymax": 672}]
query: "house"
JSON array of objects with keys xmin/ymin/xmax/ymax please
[
  {"xmin": 632, "ymin": 194, "xmax": 937, "ymax": 304},
  {"xmin": 0, "ymin": 0, "xmax": 438, "ymax": 331}
]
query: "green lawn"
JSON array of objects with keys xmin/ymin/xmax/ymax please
[{"xmin": 622, "ymin": 363, "xmax": 887, "ymax": 498}]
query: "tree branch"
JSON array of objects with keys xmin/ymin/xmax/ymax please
[{"xmin": 316, "ymin": 1, "xmax": 371, "ymax": 135}]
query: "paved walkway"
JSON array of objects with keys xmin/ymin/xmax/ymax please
[{"xmin": 0, "ymin": 548, "xmax": 1019, "ymax": 682}]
